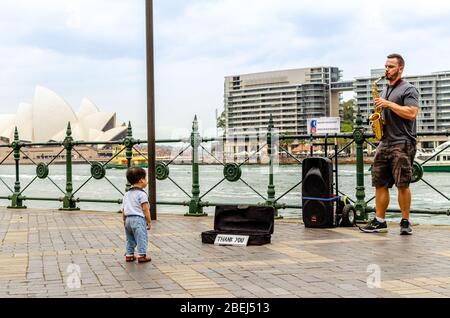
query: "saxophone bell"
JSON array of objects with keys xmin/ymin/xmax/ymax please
[{"xmin": 370, "ymin": 112, "xmax": 380, "ymax": 121}]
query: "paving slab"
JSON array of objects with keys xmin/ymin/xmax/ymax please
[{"xmin": 1, "ymin": 207, "xmax": 450, "ymax": 298}]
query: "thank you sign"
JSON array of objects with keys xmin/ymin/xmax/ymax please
[{"xmin": 214, "ymin": 234, "xmax": 249, "ymax": 246}]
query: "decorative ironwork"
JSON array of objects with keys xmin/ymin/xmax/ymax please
[
  {"xmin": 36, "ymin": 163, "xmax": 49, "ymax": 179},
  {"xmin": 155, "ymin": 161, "xmax": 169, "ymax": 180},
  {"xmin": 0, "ymin": 117, "xmax": 448, "ymax": 220},
  {"xmin": 411, "ymin": 161, "xmax": 423, "ymax": 183},
  {"xmin": 223, "ymin": 163, "xmax": 242, "ymax": 182},
  {"xmin": 91, "ymin": 162, "xmax": 106, "ymax": 180}
]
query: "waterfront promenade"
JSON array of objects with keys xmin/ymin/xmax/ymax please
[{"xmin": 1, "ymin": 207, "xmax": 450, "ymax": 298}]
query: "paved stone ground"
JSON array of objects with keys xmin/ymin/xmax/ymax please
[{"xmin": 1, "ymin": 207, "xmax": 450, "ymax": 298}]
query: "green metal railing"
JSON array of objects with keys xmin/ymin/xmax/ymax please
[
  {"xmin": 0, "ymin": 121, "xmax": 145, "ymax": 210},
  {"xmin": 1, "ymin": 110, "xmax": 449, "ymax": 220}
]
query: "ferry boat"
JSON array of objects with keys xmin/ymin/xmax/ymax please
[
  {"xmin": 105, "ymin": 147, "xmax": 148, "ymax": 169},
  {"xmin": 415, "ymin": 140, "xmax": 450, "ymax": 172}
]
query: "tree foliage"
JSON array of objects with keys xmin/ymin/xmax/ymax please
[
  {"xmin": 340, "ymin": 99, "xmax": 355, "ymax": 132},
  {"xmin": 216, "ymin": 110, "xmax": 225, "ymax": 129}
]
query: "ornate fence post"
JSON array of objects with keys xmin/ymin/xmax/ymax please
[
  {"xmin": 353, "ymin": 107, "xmax": 367, "ymax": 221},
  {"xmin": 60, "ymin": 122, "xmax": 79, "ymax": 210},
  {"xmin": 186, "ymin": 115, "xmax": 206, "ymax": 216},
  {"xmin": 267, "ymin": 115, "xmax": 280, "ymax": 218},
  {"xmin": 124, "ymin": 121, "xmax": 134, "ymax": 192},
  {"xmin": 8, "ymin": 127, "xmax": 26, "ymax": 209}
]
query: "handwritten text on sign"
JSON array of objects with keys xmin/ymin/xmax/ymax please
[{"xmin": 214, "ymin": 234, "xmax": 249, "ymax": 246}]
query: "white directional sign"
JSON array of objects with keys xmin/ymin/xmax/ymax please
[{"xmin": 307, "ymin": 117, "xmax": 341, "ymax": 135}]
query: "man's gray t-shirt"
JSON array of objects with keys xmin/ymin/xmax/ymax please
[
  {"xmin": 381, "ymin": 79, "xmax": 419, "ymax": 145},
  {"xmin": 122, "ymin": 188, "xmax": 149, "ymax": 218}
]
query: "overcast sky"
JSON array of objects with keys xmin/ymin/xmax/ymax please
[{"xmin": 1, "ymin": 0, "xmax": 450, "ymax": 139}]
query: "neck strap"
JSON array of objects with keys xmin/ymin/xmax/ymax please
[{"xmin": 385, "ymin": 79, "xmax": 402, "ymax": 100}]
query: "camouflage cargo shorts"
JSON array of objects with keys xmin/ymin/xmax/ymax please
[{"xmin": 371, "ymin": 141, "xmax": 417, "ymax": 188}]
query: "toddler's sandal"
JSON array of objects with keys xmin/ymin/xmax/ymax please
[{"xmin": 137, "ymin": 255, "xmax": 151, "ymax": 263}]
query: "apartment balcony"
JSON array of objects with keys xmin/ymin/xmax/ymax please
[
  {"xmin": 233, "ymin": 103, "xmax": 297, "ymax": 113},
  {"xmin": 230, "ymin": 115, "xmax": 299, "ymax": 123},
  {"xmin": 229, "ymin": 87, "xmax": 297, "ymax": 95},
  {"xmin": 418, "ymin": 116, "xmax": 436, "ymax": 121},
  {"xmin": 227, "ymin": 105, "xmax": 261, "ymax": 111},
  {"xmin": 231, "ymin": 117, "xmax": 286, "ymax": 124}
]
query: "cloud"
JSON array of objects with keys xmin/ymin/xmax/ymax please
[
  {"xmin": 156, "ymin": 0, "xmax": 450, "ymax": 75},
  {"xmin": 154, "ymin": 0, "xmax": 450, "ymax": 138},
  {"xmin": 0, "ymin": 0, "xmax": 147, "ymax": 137},
  {"xmin": 2, "ymin": 0, "xmax": 450, "ymax": 140},
  {"xmin": 0, "ymin": 0, "xmax": 145, "ymax": 60},
  {"xmin": 0, "ymin": 45, "xmax": 146, "ymax": 135}
]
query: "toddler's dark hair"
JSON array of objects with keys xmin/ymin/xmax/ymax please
[{"xmin": 126, "ymin": 167, "xmax": 147, "ymax": 185}]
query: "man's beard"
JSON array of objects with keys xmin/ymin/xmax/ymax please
[{"xmin": 386, "ymin": 70, "xmax": 399, "ymax": 81}]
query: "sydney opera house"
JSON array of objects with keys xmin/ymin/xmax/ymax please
[{"xmin": 0, "ymin": 86, "xmax": 127, "ymax": 143}]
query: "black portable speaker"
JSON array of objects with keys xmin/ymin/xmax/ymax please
[{"xmin": 302, "ymin": 157, "xmax": 335, "ymax": 228}]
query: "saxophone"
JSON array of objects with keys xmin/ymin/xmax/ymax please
[{"xmin": 369, "ymin": 76, "xmax": 385, "ymax": 141}]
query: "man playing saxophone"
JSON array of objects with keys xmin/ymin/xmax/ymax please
[{"xmin": 360, "ymin": 53, "xmax": 419, "ymax": 235}]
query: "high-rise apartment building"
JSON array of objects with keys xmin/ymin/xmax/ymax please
[
  {"xmin": 224, "ymin": 67, "xmax": 344, "ymax": 136},
  {"xmin": 224, "ymin": 67, "xmax": 450, "ymax": 149}
]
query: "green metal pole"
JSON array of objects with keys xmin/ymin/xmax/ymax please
[
  {"xmin": 266, "ymin": 115, "xmax": 281, "ymax": 218},
  {"xmin": 124, "ymin": 121, "xmax": 133, "ymax": 192},
  {"xmin": 353, "ymin": 107, "xmax": 367, "ymax": 221},
  {"xmin": 60, "ymin": 122, "xmax": 79, "ymax": 210},
  {"xmin": 186, "ymin": 115, "xmax": 206, "ymax": 216},
  {"xmin": 8, "ymin": 127, "xmax": 26, "ymax": 209}
]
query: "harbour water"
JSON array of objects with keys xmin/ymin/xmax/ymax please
[{"xmin": 0, "ymin": 164, "xmax": 449, "ymax": 225}]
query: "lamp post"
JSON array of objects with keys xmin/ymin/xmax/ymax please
[{"xmin": 146, "ymin": 0, "xmax": 157, "ymax": 220}]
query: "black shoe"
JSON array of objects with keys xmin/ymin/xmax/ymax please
[
  {"xmin": 359, "ymin": 218, "xmax": 388, "ymax": 233},
  {"xmin": 400, "ymin": 219, "xmax": 412, "ymax": 235}
]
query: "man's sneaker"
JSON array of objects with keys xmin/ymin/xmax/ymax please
[
  {"xmin": 359, "ymin": 218, "xmax": 388, "ymax": 233},
  {"xmin": 400, "ymin": 219, "xmax": 412, "ymax": 235}
]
